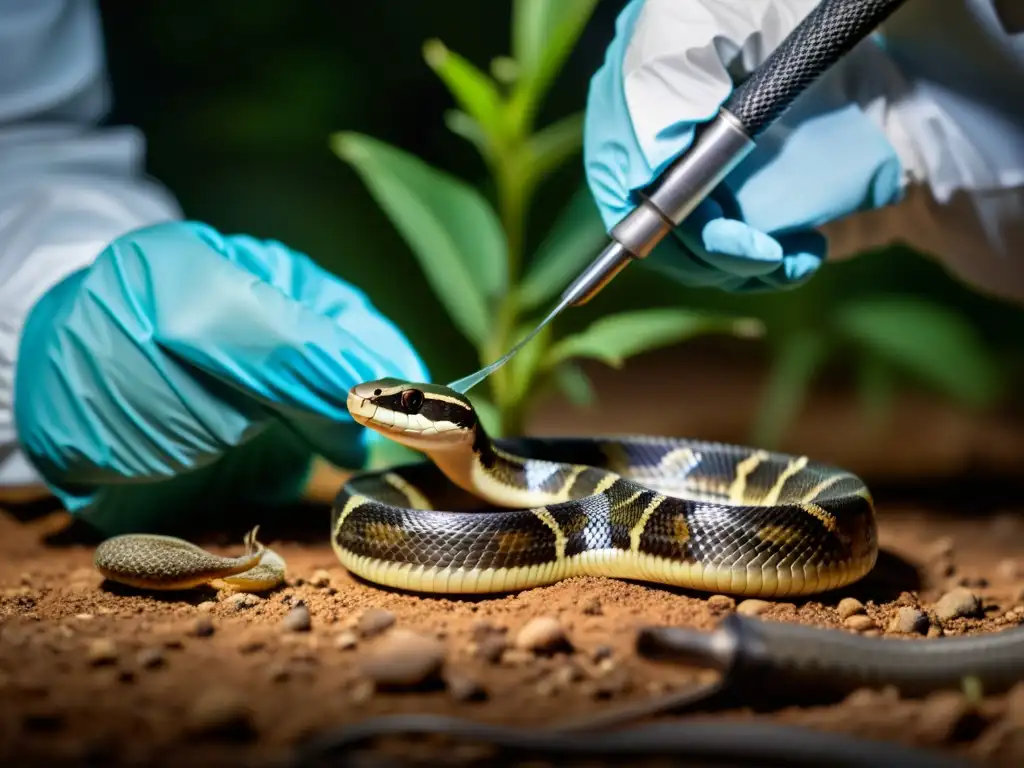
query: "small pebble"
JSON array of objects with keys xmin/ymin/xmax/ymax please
[
  {"xmin": 282, "ymin": 604, "xmax": 312, "ymax": 632},
  {"xmin": 349, "ymin": 679, "xmax": 375, "ymax": 704},
  {"xmin": 186, "ymin": 688, "xmax": 255, "ymax": 740},
  {"xmin": 136, "ymin": 648, "xmax": 165, "ymax": 669},
  {"xmin": 997, "ymin": 559, "xmax": 1020, "ymax": 581},
  {"xmin": 737, "ymin": 599, "xmax": 771, "ymax": 616},
  {"xmin": 334, "ymin": 631, "xmax": 358, "ymax": 650},
  {"xmin": 86, "ymin": 638, "xmax": 118, "ymax": 666},
  {"xmin": 580, "ymin": 597, "xmax": 603, "ymax": 616},
  {"xmin": 927, "ymin": 625, "xmax": 944, "ymax": 639},
  {"xmin": 934, "ymin": 588, "xmax": 982, "ymax": 621},
  {"xmin": 890, "ymin": 607, "xmax": 929, "ymax": 635},
  {"xmin": 837, "ymin": 597, "xmax": 865, "ymax": 619},
  {"xmin": 447, "ymin": 675, "xmax": 487, "ymax": 702},
  {"xmin": 707, "ymin": 595, "xmax": 735, "ymax": 612},
  {"xmin": 191, "ymin": 617, "xmax": 215, "ymax": 638},
  {"xmin": 916, "ymin": 691, "xmax": 973, "ymax": 743},
  {"xmin": 225, "ymin": 593, "xmax": 261, "ymax": 610},
  {"xmin": 266, "ymin": 662, "xmax": 291, "ymax": 683},
  {"xmin": 357, "ymin": 608, "xmax": 396, "ymax": 638},
  {"xmin": 75, "ymin": 613, "xmax": 94, "ymax": 621},
  {"xmin": 237, "ymin": 639, "xmax": 266, "ymax": 654},
  {"xmin": 362, "ymin": 629, "xmax": 446, "ymax": 689},
  {"xmin": 197, "ymin": 601, "xmax": 217, "ymax": 613},
  {"xmin": 470, "ymin": 620, "xmax": 505, "ymax": 642},
  {"xmin": 926, "ymin": 536, "xmax": 954, "ymax": 560},
  {"xmin": 514, "ymin": 616, "xmax": 572, "ymax": 655},
  {"xmin": 553, "ymin": 662, "xmax": 584, "ymax": 687},
  {"xmin": 592, "ymin": 667, "xmax": 631, "ymax": 699},
  {"xmin": 843, "ymin": 614, "xmax": 876, "ymax": 631},
  {"xmin": 474, "ymin": 634, "xmax": 507, "ymax": 664},
  {"xmin": 309, "ymin": 570, "xmax": 332, "ymax": 588},
  {"xmin": 591, "ymin": 644, "xmax": 614, "ymax": 663}
]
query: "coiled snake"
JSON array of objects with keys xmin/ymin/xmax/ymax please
[
  {"xmin": 331, "ymin": 378, "xmax": 878, "ymax": 596},
  {"xmin": 95, "ymin": 377, "xmax": 878, "ymax": 597}
]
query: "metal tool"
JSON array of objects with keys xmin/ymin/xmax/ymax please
[{"xmin": 449, "ymin": 0, "xmax": 910, "ymax": 395}]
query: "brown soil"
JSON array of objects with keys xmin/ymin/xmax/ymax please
[
  {"xmin": 2, "ymin": 499, "xmax": 1024, "ymax": 767},
  {"xmin": 2, "ymin": 347, "xmax": 1023, "ymax": 767}
]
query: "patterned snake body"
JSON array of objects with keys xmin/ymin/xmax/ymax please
[{"xmin": 331, "ymin": 378, "xmax": 878, "ymax": 597}]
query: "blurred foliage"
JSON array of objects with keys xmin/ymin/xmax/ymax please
[
  {"xmin": 96, "ymin": 0, "xmax": 1023, "ymax": 459},
  {"xmin": 331, "ymin": 0, "xmax": 760, "ymax": 446}
]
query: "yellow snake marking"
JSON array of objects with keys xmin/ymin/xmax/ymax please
[
  {"xmin": 422, "ymin": 392, "xmax": 471, "ymax": 407},
  {"xmin": 333, "ymin": 494, "xmax": 370, "ymax": 540},
  {"xmin": 800, "ymin": 473, "xmax": 846, "ymax": 503},
  {"xmin": 756, "ymin": 525, "xmax": 804, "ymax": 546},
  {"xmin": 531, "ymin": 508, "xmax": 567, "ymax": 560},
  {"xmin": 496, "ymin": 530, "xmax": 537, "ymax": 556},
  {"xmin": 653, "ymin": 446, "xmax": 698, "ymax": 474},
  {"xmin": 363, "ymin": 521, "xmax": 410, "ymax": 548},
  {"xmin": 801, "ymin": 502, "xmax": 839, "ymax": 534},
  {"xmin": 629, "ymin": 494, "xmax": 667, "ymax": 553},
  {"xmin": 383, "ymin": 472, "xmax": 432, "ymax": 510},
  {"xmin": 728, "ymin": 450, "xmax": 769, "ymax": 503},
  {"xmin": 593, "ymin": 473, "xmax": 620, "ymax": 497},
  {"xmin": 672, "ymin": 513, "xmax": 690, "ymax": 544},
  {"xmin": 761, "ymin": 455, "xmax": 808, "ymax": 506},
  {"xmin": 555, "ymin": 465, "xmax": 587, "ymax": 502}
]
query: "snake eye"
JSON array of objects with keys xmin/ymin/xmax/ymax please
[
  {"xmin": 373, "ymin": 388, "xmax": 382, "ymax": 396},
  {"xmin": 400, "ymin": 389, "xmax": 424, "ymax": 413}
]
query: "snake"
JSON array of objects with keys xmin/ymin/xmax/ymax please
[
  {"xmin": 94, "ymin": 376, "xmax": 878, "ymax": 597},
  {"xmin": 329, "ymin": 377, "xmax": 878, "ymax": 597}
]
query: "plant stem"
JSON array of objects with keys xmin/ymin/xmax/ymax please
[{"xmin": 488, "ymin": 149, "xmax": 531, "ymax": 435}]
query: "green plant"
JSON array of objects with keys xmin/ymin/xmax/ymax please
[
  {"xmin": 752, "ymin": 294, "xmax": 1008, "ymax": 448},
  {"xmin": 331, "ymin": 0, "xmax": 759, "ymax": 446}
]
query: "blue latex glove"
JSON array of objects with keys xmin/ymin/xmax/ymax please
[
  {"xmin": 13, "ymin": 221, "xmax": 428, "ymax": 535},
  {"xmin": 583, "ymin": 0, "xmax": 906, "ymax": 292}
]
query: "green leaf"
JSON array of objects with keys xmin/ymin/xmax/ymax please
[
  {"xmin": 518, "ymin": 184, "xmax": 607, "ymax": 311},
  {"xmin": 553, "ymin": 362, "xmax": 595, "ymax": 407},
  {"xmin": 751, "ymin": 331, "xmax": 828, "ymax": 449},
  {"xmin": 444, "ymin": 110, "xmax": 490, "ymax": 159},
  {"xmin": 506, "ymin": 319, "xmax": 554, "ymax": 405},
  {"xmin": 423, "ymin": 40, "xmax": 507, "ymax": 147},
  {"xmin": 524, "ymin": 112, "xmax": 584, "ymax": 184},
  {"xmin": 469, "ymin": 393, "xmax": 503, "ymax": 437},
  {"xmin": 544, "ymin": 308, "xmax": 763, "ymax": 370},
  {"xmin": 856, "ymin": 351, "xmax": 895, "ymax": 436},
  {"xmin": 835, "ymin": 297, "xmax": 1004, "ymax": 408},
  {"xmin": 331, "ymin": 131, "xmax": 506, "ymax": 346},
  {"xmin": 512, "ymin": 0, "xmax": 600, "ymax": 114},
  {"xmin": 490, "ymin": 56, "xmax": 520, "ymax": 85}
]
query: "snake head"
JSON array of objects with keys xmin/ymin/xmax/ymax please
[{"xmin": 347, "ymin": 378, "xmax": 478, "ymax": 452}]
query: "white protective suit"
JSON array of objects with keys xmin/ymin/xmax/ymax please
[{"xmin": 1, "ymin": 0, "xmax": 1023, "ymax": 495}]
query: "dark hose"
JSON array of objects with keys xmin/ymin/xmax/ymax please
[
  {"xmin": 287, "ymin": 714, "xmax": 971, "ymax": 768},
  {"xmin": 638, "ymin": 613, "xmax": 1024, "ymax": 698}
]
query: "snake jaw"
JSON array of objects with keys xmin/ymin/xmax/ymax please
[{"xmin": 347, "ymin": 380, "xmax": 476, "ymax": 454}]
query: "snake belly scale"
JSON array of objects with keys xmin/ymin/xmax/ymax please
[{"xmin": 331, "ymin": 378, "xmax": 878, "ymax": 597}]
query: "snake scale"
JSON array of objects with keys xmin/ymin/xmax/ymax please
[{"xmin": 95, "ymin": 377, "xmax": 878, "ymax": 598}]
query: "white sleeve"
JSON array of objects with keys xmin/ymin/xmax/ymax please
[
  {"xmin": 623, "ymin": 0, "xmax": 1024, "ymax": 303},
  {"xmin": 0, "ymin": 0, "xmax": 183, "ymax": 490},
  {"xmin": 819, "ymin": 0, "xmax": 1024, "ymax": 303}
]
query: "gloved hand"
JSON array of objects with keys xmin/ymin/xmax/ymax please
[
  {"xmin": 13, "ymin": 220, "xmax": 428, "ymax": 535},
  {"xmin": 584, "ymin": 0, "xmax": 906, "ymax": 292}
]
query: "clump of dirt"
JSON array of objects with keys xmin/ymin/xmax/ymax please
[{"xmin": 1, "ymin": 502, "xmax": 1023, "ymax": 767}]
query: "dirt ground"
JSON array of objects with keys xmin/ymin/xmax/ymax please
[
  {"xmin": 2, "ymin": 495, "xmax": 1023, "ymax": 766},
  {"xmin": 2, "ymin": 348, "xmax": 1023, "ymax": 767}
]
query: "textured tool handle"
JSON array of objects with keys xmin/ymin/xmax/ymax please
[{"xmin": 723, "ymin": 0, "xmax": 908, "ymax": 137}]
